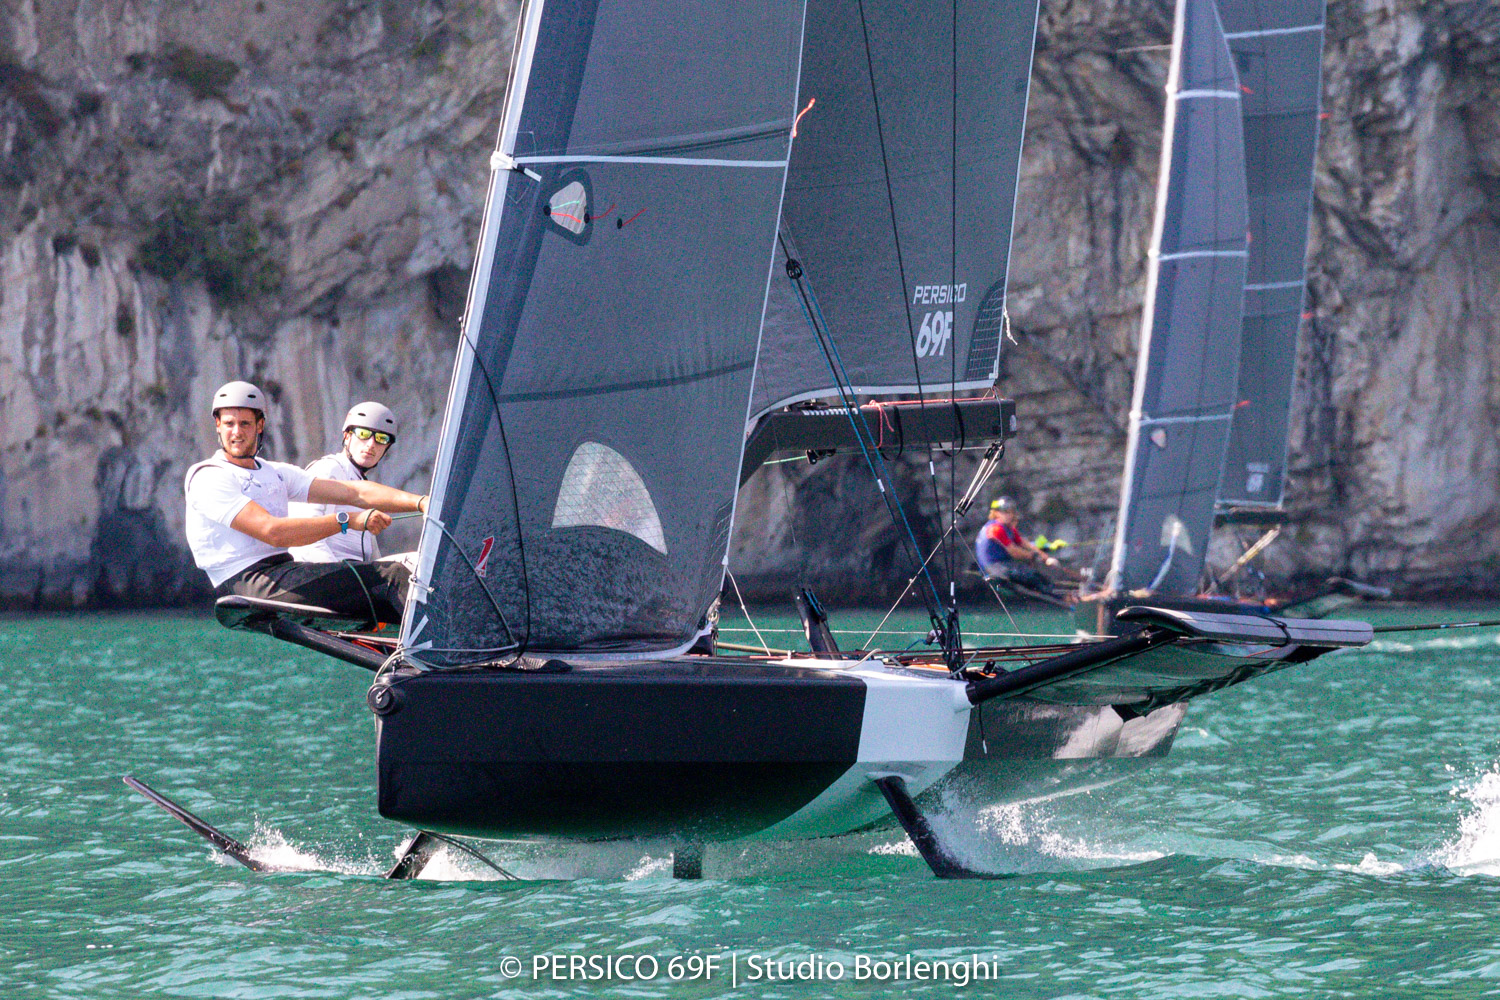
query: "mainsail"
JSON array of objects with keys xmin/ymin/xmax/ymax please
[
  {"xmin": 403, "ymin": 0, "xmax": 807, "ymax": 662},
  {"xmin": 1216, "ymin": 0, "xmax": 1326, "ymax": 509},
  {"xmin": 748, "ymin": 0, "xmax": 1040, "ymax": 419},
  {"xmin": 1107, "ymin": 0, "xmax": 1249, "ymax": 595}
]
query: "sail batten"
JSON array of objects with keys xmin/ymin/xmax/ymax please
[
  {"xmin": 1107, "ymin": 0, "xmax": 1249, "ymax": 597},
  {"xmin": 517, "ymin": 155, "xmax": 789, "ymax": 168}
]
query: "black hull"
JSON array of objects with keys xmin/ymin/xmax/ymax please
[
  {"xmin": 326, "ymin": 604, "xmax": 1370, "ymax": 844},
  {"xmin": 375, "ymin": 660, "xmax": 867, "ymax": 840},
  {"xmin": 372, "ymin": 658, "xmax": 1186, "ymax": 841}
]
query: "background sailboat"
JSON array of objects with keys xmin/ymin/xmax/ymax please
[
  {"xmin": 1081, "ymin": 0, "xmax": 1249, "ymax": 633},
  {"xmin": 1206, "ymin": 0, "xmax": 1381, "ymax": 608}
]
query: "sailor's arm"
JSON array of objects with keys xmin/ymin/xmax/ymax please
[
  {"xmin": 1002, "ymin": 541, "xmax": 1034, "ymax": 561},
  {"xmin": 308, "ymin": 478, "xmax": 428, "ymax": 514},
  {"xmin": 230, "ymin": 501, "xmax": 392, "ymax": 548},
  {"xmin": 1005, "ymin": 539, "xmax": 1057, "ymax": 567}
]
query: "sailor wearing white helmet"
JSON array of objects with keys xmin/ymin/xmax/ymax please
[
  {"xmin": 183, "ymin": 381, "xmax": 428, "ymax": 624},
  {"xmin": 289, "ymin": 401, "xmax": 401, "ymax": 563}
]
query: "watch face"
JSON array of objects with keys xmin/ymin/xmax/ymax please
[{"xmin": 337, "ymin": 512, "xmax": 349, "ymax": 524}]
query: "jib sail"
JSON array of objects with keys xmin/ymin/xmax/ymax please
[
  {"xmin": 402, "ymin": 0, "xmax": 806, "ymax": 662},
  {"xmin": 1108, "ymin": 0, "xmax": 1249, "ymax": 595}
]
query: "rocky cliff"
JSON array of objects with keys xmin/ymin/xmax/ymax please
[{"xmin": 1, "ymin": 0, "xmax": 1496, "ymax": 611}]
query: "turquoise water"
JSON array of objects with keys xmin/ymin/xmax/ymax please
[{"xmin": 6, "ymin": 606, "xmax": 1500, "ymax": 998}]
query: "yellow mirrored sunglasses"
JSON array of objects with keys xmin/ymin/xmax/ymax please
[{"xmin": 352, "ymin": 427, "xmax": 393, "ymax": 446}]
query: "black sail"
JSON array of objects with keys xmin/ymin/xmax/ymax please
[
  {"xmin": 403, "ymin": 0, "xmax": 806, "ymax": 662},
  {"xmin": 1108, "ymin": 0, "xmax": 1249, "ymax": 595},
  {"xmin": 1216, "ymin": 0, "xmax": 1326, "ymax": 509},
  {"xmin": 748, "ymin": 0, "xmax": 1040, "ymax": 418}
]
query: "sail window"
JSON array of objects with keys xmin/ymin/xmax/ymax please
[
  {"xmin": 547, "ymin": 181, "xmax": 588, "ymax": 235},
  {"xmin": 1160, "ymin": 514, "xmax": 1194, "ymax": 555},
  {"xmin": 551, "ymin": 442, "xmax": 667, "ymax": 555}
]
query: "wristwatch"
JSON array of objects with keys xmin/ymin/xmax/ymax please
[{"xmin": 337, "ymin": 511, "xmax": 350, "ymax": 534}]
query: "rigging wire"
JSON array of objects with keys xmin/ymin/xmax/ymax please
[
  {"xmin": 859, "ymin": 441, "xmax": 1007, "ymax": 648},
  {"xmin": 725, "ymin": 570, "xmax": 773, "ymax": 656},
  {"xmin": 778, "ymin": 236, "xmax": 946, "ymax": 628},
  {"xmin": 718, "ymin": 627, "xmax": 1090, "ymax": 641},
  {"xmin": 853, "ymin": 0, "xmax": 965, "ymax": 671},
  {"xmin": 947, "ymin": 0, "xmax": 960, "ymax": 625},
  {"xmin": 1372, "ymin": 619, "xmax": 1500, "ymax": 634}
]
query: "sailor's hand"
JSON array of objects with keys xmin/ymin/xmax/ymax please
[
  {"xmin": 358, "ymin": 509, "xmax": 393, "ymax": 535},
  {"xmin": 1044, "ymin": 555, "xmax": 1059, "ymax": 567}
]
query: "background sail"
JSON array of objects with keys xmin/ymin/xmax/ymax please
[
  {"xmin": 403, "ymin": 0, "xmax": 805, "ymax": 662},
  {"xmin": 1216, "ymin": 0, "xmax": 1326, "ymax": 509},
  {"xmin": 1108, "ymin": 0, "xmax": 1249, "ymax": 595},
  {"xmin": 748, "ymin": 0, "xmax": 1041, "ymax": 419}
]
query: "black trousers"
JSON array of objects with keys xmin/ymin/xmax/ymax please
[
  {"xmin": 989, "ymin": 561, "xmax": 1057, "ymax": 595},
  {"xmin": 216, "ymin": 554, "xmax": 409, "ymax": 625}
]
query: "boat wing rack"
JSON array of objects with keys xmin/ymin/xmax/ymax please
[
  {"xmin": 1116, "ymin": 605, "xmax": 1374, "ymax": 647},
  {"xmin": 740, "ymin": 396, "xmax": 1017, "ymax": 485},
  {"xmin": 964, "ymin": 604, "xmax": 1372, "ymax": 710},
  {"xmin": 213, "ymin": 595, "xmax": 389, "ymax": 672}
]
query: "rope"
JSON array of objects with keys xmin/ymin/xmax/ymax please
[
  {"xmin": 338, "ymin": 558, "xmax": 381, "ymax": 629},
  {"xmin": 419, "ymin": 831, "xmax": 520, "ymax": 880},
  {"xmin": 725, "ymin": 570, "xmax": 773, "ymax": 656},
  {"xmin": 779, "ymin": 237, "xmax": 946, "ymax": 620}
]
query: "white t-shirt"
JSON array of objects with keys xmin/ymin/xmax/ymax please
[
  {"xmin": 184, "ymin": 455, "xmax": 316, "ymax": 586},
  {"xmin": 288, "ymin": 451, "xmax": 379, "ymax": 563}
]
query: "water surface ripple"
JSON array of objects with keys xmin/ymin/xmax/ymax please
[{"xmin": 5, "ymin": 607, "xmax": 1500, "ymax": 998}]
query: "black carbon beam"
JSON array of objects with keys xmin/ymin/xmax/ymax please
[
  {"xmin": 123, "ymin": 776, "xmax": 274, "ymax": 873},
  {"xmin": 213, "ymin": 595, "xmax": 387, "ymax": 672},
  {"xmin": 384, "ymin": 832, "xmax": 442, "ymax": 879},
  {"xmin": 964, "ymin": 628, "xmax": 1179, "ymax": 706},
  {"xmin": 740, "ymin": 397, "xmax": 1017, "ymax": 486},
  {"xmin": 872, "ymin": 775, "xmax": 989, "ymax": 880},
  {"xmin": 125, "ymin": 775, "xmax": 458, "ymax": 880}
]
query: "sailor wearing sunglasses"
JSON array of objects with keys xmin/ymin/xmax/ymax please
[
  {"xmin": 289, "ymin": 402, "xmax": 401, "ymax": 563},
  {"xmin": 185, "ymin": 383, "xmax": 427, "ymax": 625}
]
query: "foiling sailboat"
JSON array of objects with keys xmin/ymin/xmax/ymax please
[
  {"xmin": 1073, "ymin": 0, "xmax": 1386, "ymax": 628},
  {"xmin": 137, "ymin": 0, "xmax": 1377, "ymax": 880}
]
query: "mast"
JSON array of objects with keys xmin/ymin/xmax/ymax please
[
  {"xmin": 1106, "ymin": 0, "xmax": 1249, "ymax": 596},
  {"xmin": 1215, "ymin": 0, "xmax": 1327, "ymax": 512}
]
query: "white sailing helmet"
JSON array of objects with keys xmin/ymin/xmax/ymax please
[
  {"xmin": 343, "ymin": 401, "xmax": 398, "ymax": 442},
  {"xmin": 211, "ymin": 380, "xmax": 268, "ymax": 418}
]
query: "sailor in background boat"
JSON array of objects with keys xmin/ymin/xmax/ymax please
[
  {"xmin": 288, "ymin": 401, "xmax": 399, "ymax": 563},
  {"xmin": 183, "ymin": 381, "xmax": 428, "ymax": 624},
  {"xmin": 975, "ymin": 497, "xmax": 1074, "ymax": 597}
]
